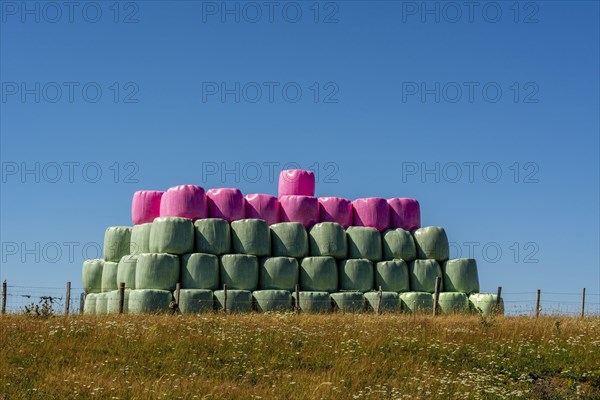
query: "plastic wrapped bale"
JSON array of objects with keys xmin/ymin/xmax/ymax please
[
  {"xmin": 259, "ymin": 257, "xmax": 299, "ymax": 291},
  {"xmin": 309, "ymin": 222, "xmax": 347, "ymax": 259},
  {"xmin": 352, "ymin": 198, "xmax": 390, "ymax": 232},
  {"xmin": 107, "ymin": 290, "xmax": 130, "ymax": 314},
  {"xmin": 83, "ymin": 293, "xmax": 97, "ymax": 315},
  {"xmin": 219, "ymin": 254, "xmax": 259, "ymax": 291},
  {"xmin": 244, "ymin": 194, "xmax": 280, "ymax": 225},
  {"xmin": 181, "ymin": 253, "xmax": 219, "ymax": 290},
  {"xmin": 388, "ymin": 198, "xmax": 420, "ymax": 231},
  {"xmin": 441, "ymin": 259, "xmax": 480, "ymax": 294},
  {"xmin": 339, "ymin": 259, "xmax": 374, "ymax": 292},
  {"xmin": 149, "ymin": 217, "xmax": 194, "ymax": 255},
  {"xmin": 231, "ymin": 219, "xmax": 271, "ymax": 256},
  {"xmin": 132, "ymin": 190, "xmax": 163, "ymax": 225},
  {"xmin": 318, "ymin": 197, "xmax": 353, "ymax": 228},
  {"xmin": 292, "ymin": 291, "xmax": 331, "ymax": 313},
  {"xmin": 412, "ymin": 226, "xmax": 449, "ymax": 262},
  {"xmin": 270, "ymin": 222, "xmax": 308, "ymax": 258},
  {"xmin": 279, "ymin": 195, "xmax": 319, "ymax": 228},
  {"xmin": 130, "ymin": 223, "xmax": 152, "ymax": 254},
  {"xmin": 375, "ymin": 260, "xmax": 410, "ymax": 292},
  {"xmin": 409, "ymin": 259, "xmax": 443, "ymax": 293},
  {"xmin": 364, "ymin": 292, "xmax": 401, "ymax": 313},
  {"xmin": 95, "ymin": 293, "xmax": 108, "ymax": 315},
  {"xmin": 400, "ymin": 292, "xmax": 433, "ymax": 313},
  {"xmin": 300, "ymin": 257, "xmax": 338, "ymax": 292},
  {"xmin": 331, "ymin": 292, "xmax": 365, "ymax": 312},
  {"xmin": 104, "ymin": 226, "xmax": 132, "ymax": 262},
  {"xmin": 136, "ymin": 253, "xmax": 180, "ymax": 291},
  {"xmin": 207, "ymin": 188, "xmax": 245, "ymax": 222},
  {"xmin": 117, "ymin": 255, "xmax": 137, "ymax": 289},
  {"xmin": 278, "ymin": 169, "xmax": 315, "ymax": 197},
  {"xmin": 382, "ymin": 228, "xmax": 416, "ymax": 262},
  {"xmin": 437, "ymin": 292, "xmax": 470, "ymax": 314},
  {"xmin": 128, "ymin": 289, "xmax": 173, "ymax": 314},
  {"xmin": 82, "ymin": 259, "xmax": 104, "ymax": 294},
  {"xmin": 253, "ymin": 290, "xmax": 293, "ymax": 312},
  {"xmin": 346, "ymin": 226, "xmax": 382, "ymax": 262},
  {"xmin": 214, "ymin": 289, "xmax": 252, "ymax": 313},
  {"xmin": 178, "ymin": 289, "xmax": 214, "ymax": 314},
  {"xmin": 160, "ymin": 185, "xmax": 207, "ymax": 220},
  {"xmin": 101, "ymin": 261, "xmax": 119, "ymax": 293},
  {"xmin": 194, "ymin": 218, "xmax": 231, "ymax": 255},
  {"xmin": 469, "ymin": 293, "xmax": 504, "ymax": 316}
]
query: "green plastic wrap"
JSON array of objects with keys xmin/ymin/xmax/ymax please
[
  {"xmin": 214, "ymin": 289, "xmax": 252, "ymax": 313},
  {"xmin": 253, "ymin": 290, "xmax": 293, "ymax": 312},
  {"xmin": 128, "ymin": 289, "xmax": 173, "ymax": 314},
  {"xmin": 82, "ymin": 259, "xmax": 104, "ymax": 294},
  {"xmin": 364, "ymin": 291, "xmax": 401, "ymax": 312},
  {"xmin": 194, "ymin": 218, "xmax": 231, "ymax": 255},
  {"xmin": 442, "ymin": 259, "xmax": 480, "ymax": 294},
  {"xmin": 135, "ymin": 253, "xmax": 180, "ymax": 291},
  {"xmin": 339, "ymin": 259, "xmax": 374, "ymax": 292},
  {"xmin": 231, "ymin": 219, "xmax": 271, "ymax": 256},
  {"xmin": 149, "ymin": 217, "xmax": 194, "ymax": 255},
  {"xmin": 437, "ymin": 292, "xmax": 469, "ymax": 314},
  {"xmin": 83, "ymin": 293, "xmax": 97, "ymax": 315},
  {"xmin": 292, "ymin": 291, "xmax": 331, "ymax": 313},
  {"xmin": 219, "ymin": 254, "xmax": 259, "ymax": 291},
  {"xmin": 412, "ymin": 226, "xmax": 449, "ymax": 261},
  {"xmin": 117, "ymin": 255, "xmax": 137, "ymax": 289},
  {"xmin": 469, "ymin": 293, "xmax": 504, "ymax": 316},
  {"xmin": 130, "ymin": 223, "xmax": 152, "ymax": 254},
  {"xmin": 382, "ymin": 228, "xmax": 416, "ymax": 261},
  {"xmin": 330, "ymin": 292, "xmax": 365, "ymax": 312},
  {"xmin": 101, "ymin": 261, "xmax": 119, "ymax": 293},
  {"xmin": 400, "ymin": 292, "xmax": 433, "ymax": 313},
  {"xmin": 375, "ymin": 260, "xmax": 410, "ymax": 292},
  {"xmin": 270, "ymin": 222, "xmax": 308, "ymax": 258},
  {"xmin": 308, "ymin": 222, "xmax": 347, "ymax": 259},
  {"xmin": 178, "ymin": 289, "xmax": 214, "ymax": 314},
  {"xmin": 107, "ymin": 289, "xmax": 130, "ymax": 314},
  {"xmin": 104, "ymin": 226, "xmax": 132, "ymax": 262},
  {"xmin": 409, "ymin": 259, "xmax": 443, "ymax": 293},
  {"xmin": 299, "ymin": 256, "xmax": 338, "ymax": 292},
  {"xmin": 95, "ymin": 293, "xmax": 108, "ymax": 315},
  {"xmin": 180, "ymin": 253, "xmax": 219, "ymax": 290},
  {"xmin": 259, "ymin": 257, "xmax": 299, "ymax": 291},
  {"xmin": 346, "ymin": 227, "xmax": 382, "ymax": 262}
]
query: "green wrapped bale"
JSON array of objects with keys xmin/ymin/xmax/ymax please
[
  {"xmin": 437, "ymin": 292, "xmax": 470, "ymax": 314},
  {"xmin": 400, "ymin": 292, "xmax": 433, "ymax": 313},
  {"xmin": 409, "ymin": 259, "xmax": 443, "ymax": 293},
  {"xmin": 339, "ymin": 259, "xmax": 374, "ymax": 292},
  {"xmin": 135, "ymin": 253, "xmax": 180, "ymax": 291},
  {"xmin": 259, "ymin": 257, "xmax": 299, "ymax": 291},
  {"xmin": 128, "ymin": 289, "xmax": 173, "ymax": 314},
  {"xmin": 382, "ymin": 228, "xmax": 416, "ymax": 261},
  {"xmin": 412, "ymin": 226, "xmax": 449, "ymax": 261},
  {"xmin": 231, "ymin": 219, "xmax": 271, "ymax": 256},
  {"xmin": 181, "ymin": 253, "xmax": 219, "ymax": 290},
  {"xmin": 469, "ymin": 293, "xmax": 504, "ymax": 316},
  {"xmin": 300, "ymin": 256, "xmax": 338, "ymax": 292},
  {"xmin": 442, "ymin": 259, "xmax": 480, "ymax": 294},
  {"xmin": 83, "ymin": 293, "xmax": 97, "ymax": 315},
  {"xmin": 219, "ymin": 254, "xmax": 259, "ymax": 291},
  {"xmin": 331, "ymin": 292, "xmax": 365, "ymax": 312},
  {"xmin": 101, "ymin": 261, "xmax": 119, "ymax": 293},
  {"xmin": 178, "ymin": 289, "xmax": 214, "ymax": 314},
  {"xmin": 364, "ymin": 291, "xmax": 401, "ymax": 312},
  {"xmin": 346, "ymin": 227, "xmax": 382, "ymax": 262},
  {"xmin": 107, "ymin": 289, "xmax": 130, "ymax": 314},
  {"xmin": 117, "ymin": 255, "xmax": 137, "ymax": 289},
  {"xmin": 130, "ymin": 223, "xmax": 152, "ymax": 254},
  {"xmin": 82, "ymin": 259, "xmax": 104, "ymax": 294},
  {"xmin": 194, "ymin": 218, "xmax": 231, "ymax": 255},
  {"xmin": 95, "ymin": 293, "xmax": 108, "ymax": 315},
  {"xmin": 253, "ymin": 290, "xmax": 293, "ymax": 312},
  {"xmin": 104, "ymin": 226, "xmax": 132, "ymax": 262},
  {"xmin": 270, "ymin": 222, "xmax": 308, "ymax": 258},
  {"xmin": 292, "ymin": 291, "xmax": 331, "ymax": 313},
  {"xmin": 149, "ymin": 217, "xmax": 194, "ymax": 255},
  {"xmin": 214, "ymin": 289, "xmax": 252, "ymax": 313},
  {"xmin": 375, "ymin": 260, "xmax": 410, "ymax": 292},
  {"xmin": 308, "ymin": 222, "xmax": 347, "ymax": 259}
]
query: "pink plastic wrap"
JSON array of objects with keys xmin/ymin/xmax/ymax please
[
  {"xmin": 244, "ymin": 194, "xmax": 280, "ymax": 225},
  {"xmin": 279, "ymin": 195, "xmax": 319, "ymax": 228},
  {"xmin": 159, "ymin": 185, "xmax": 207, "ymax": 220},
  {"xmin": 207, "ymin": 188, "xmax": 245, "ymax": 222},
  {"xmin": 318, "ymin": 197, "xmax": 353, "ymax": 228},
  {"xmin": 388, "ymin": 198, "xmax": 421, "ymax": 231},
  {"xmin": 131, "ymin": 190, "xmax": 164, "ymax": 225},
  {"xmin": 278, "ymin": 169, "xmax": 315, "ymax": 197},
  {"xmin": 352, "ymin": 197, "xmax": 390, "ymax": 232}
]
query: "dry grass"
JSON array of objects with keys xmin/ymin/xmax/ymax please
[{"xmin": 1, "ymin": 313, "xmax": 599, "ymax": 399}]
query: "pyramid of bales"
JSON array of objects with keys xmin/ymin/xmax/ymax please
[{"xmin": 82, "ymin": 169, "xmax": 502, "ymax": 315}]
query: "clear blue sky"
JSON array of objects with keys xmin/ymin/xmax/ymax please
[{"xmin": 1, "ymin": 1, "xmax": 599, "ymax": 313}]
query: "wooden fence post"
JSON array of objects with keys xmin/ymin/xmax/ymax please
[
  {"xmin": 79, "ymin": 292, "xmax": 85, "ymax": 315},
  {"xmin": 223, "ymin": 284, "xmax": 228, "ymax": 313},
  {"xmin": 581, "ymin": 288, "xmax": 586, "ymax": 320},
  {"xmin": 495, "ymin": 286, "xmax": 502, "ymax": 314},
  {"xmin": 64, "ymin": 281, "xmax": 71, "ymax": 316},
  {"xmin": 118, "ymin": 282, "xmax": 125, "ymax": 314},
  {"xmin": 535, "ymin": 289, "xmax": 541, "ymax": 318},
  {"xmin": 433, "ymin": 277, "xmax": 442, "ymax": 316},
  {"xmin": 377, "ymin": 285, "xmax": 383, "ymax": 315},
  {"xmin": 295, "ymin": 284, "xmax": 300, "ymax": 312},
  {"xmin": 175, "ymin": 283, "xmax": 181, "ymax": 314},
  {"xmin": 1, "ymin": 280, "xmax": 6, "ymax": 315}
]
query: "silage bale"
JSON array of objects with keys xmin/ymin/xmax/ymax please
[
  {"xmin": 101, "ymin": 261, "xmax": 119, "ymax": 293},
  {"xmin": 128, "ymin": 289, "xmax": 173, "ymax": 314},
  {"xmin": 231, "ymin": 219, "xmax": 271, "ymax": 256},
  {"xmin": 375, "ymin": 260, "xmax": 410, "ymax": 292},
  {"xmin": 469, "ymin": 293, "xmax": 504, "ymax": 316},
  {"xmin": 135, "ymin": 253, "xmax": 180, "ymax": 291},
  {"xmin": 95, "ymin": 293, "xmax": 108, "ymax": 315},
  {"xmin": 214, "ymin": 289, "xmax": 252, "ymax": 313},
  {"xmin": 364, "ymin": 291, "xmax": 401, "ymax": 313},
  {"xmin": 207, "ymin": 188, "xmax": 245, "ymax": 222},
  {"xmin": 160, "ymin": 185, "xmax": 207, "ymax": 220},
  {"xmin": 180, "ymin": 253, "xmax": 219, "ymax": 290},
  {"xmin": 437, "ymin": 292, "xmax": 469, "ymax": 314},
  {"xmin": 270, "ymin": 222, "xmax": 308, "ymax": 258},
  {"xmin": 409, "ymin": 259, "xmax": 443, "ymax": 293},
  {"xmin": 107, "ymin": 289, "xmax": 130, "ymax": 314},
  {"xmin": 149, "ymin": 217, "xmax": 194, "ymax": 255},
  {"xmin": 130, "ymin": 223, "xmax": 152, "ymax": 254},
  {"xmin": 219, "ymin": 254, "xmax": 259, "ymax": 291},
  {"xmin": 382, "ymin": 228, "xmax": 416, "ymax": 261},
  {"xmin": 330, "ymin": 292, "xmax": 365, "ymax": 312},
  {"xmin": 339, "ymin": 259, "xmax": 374, "ymax": 292},
  {"xmin": 412, "ymin": 226, "xmax": 449, "ymax": 262},
  {"xmin": 259, "ymin": 257, "xmax": 299, "ymax": 291},
  {"xmin": 194, "ymin": 218, "xmax": 231, "ymax": 255},
  {"xmin": 83, "ymin": 293, "xmax": 97, "ymax": 315},
  {"xmin": 82, "ymin": 259, "xmax": 104, "ymax": 294},
  {"xmin": 178, "ymin": 289, "xmax": 213, "ymax": 314},
  {"xmin": 400, "ymin": 292, "xmax": 433, "ymax": 313},
  {"xmin": 318, "ymin": 197, "xmax": 353, "ymax": 228},
  {"xmin": 308, "ymin": 222, "xmax": 347, "ymax": 259},
  {"xmin": 352, "ymin": 198, "xmax": 390, "ymax": 232},
  {"xmin": 346, "ymin": 226, "xmax": 382, "ymax": 262},
  {"xmin": 280, "ymin": 195, "xmax": 319, "ymax": 228},
  {"xmin": 292, "ymin": 291, "xmax": 331, "ymax": 313},
  {"xmin": 387, "ymin": 198, "xmax": 420, "ymax": 231},
  {"xmin": 104, "ymin": 226, "xmax": 132, "ymax": 262},
  {"xmin": 442, "ymin": 259, "xmax": 480, "ymax": 294},
  {"xmin": 300, "ymin": 256, "xmax": 338, "ymax": 292},
  {"xmin": 117, "ymin": 255, "xmax": 137, "ymax": 289},
  {"xmin": 131, "ymin": 190, "xmax": 163, "ymax": 225},
  {"xmin": 278, "ymin": 169, "xmax": 315, "ymax": 197},
  {"xmin": 253, "ymin": 290, "xmax": 293, "ymax": 312},
  {"xmin": 244, "ymin": 194, "xmax": 280, "ymax": 225}
]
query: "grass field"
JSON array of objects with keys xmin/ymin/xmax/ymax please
[{"xmin": 1, "ymin": 313, "xmax": 599, "ymax": 399}]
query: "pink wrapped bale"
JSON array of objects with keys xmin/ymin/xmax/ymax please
[
  {"xmin": 352, "ymin": 197, "xmax": 390, "ymax": 232},
  {"xmin": 280, "ymin": 195, "xmax": 319, "ymax": 228},
  {"xmin": 388, "ymin": 198, "xmax": 421, "ymax": 231},
  {"xmin": 318, "ymin": 197, "xmax": 353, "ymax": 228},
  {"xmin": 132, "ymin": 190, "xmax": 164, "ymax": 225},
  {"xmin": 278, "ymin": 169, "xmax": 315, "ymax": 197},
  {"xmin": 160, "ymin": 185, "xmax": 207, "ymax": 220},
  {"xmin": 207, "ymin": 188, "xmax": 245, "ymax": 222},
  {"xmin": 245, "ymin": 194, "xmax": 280, "ymax": 225}
]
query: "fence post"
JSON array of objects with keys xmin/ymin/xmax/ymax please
[
  {"xmin": 377, "ymin": 285, "xmax": 383, "ymax": 315},
  {"xmin": 295, "ymin": 284, "xmax": 300, "ymax": 313},
  {"xmin": 581, "ymin": 288, "xmax": 586, "ymax": 320},
  {"xmin": 79, "ymin": 292, "xmax": 85, "ymax": 315},
  {"xmin": 175, "ymin": 283, "xmax": 181, "ymax": 314},
  {"xmin": 495, "ymin": 286, "xmax": 502, "ymax": 314},
  {"xmin": 535, "ymin": 289, "xmax": 541, "ymax": 318},
  {"xmin": 1, "ymin": 280, "xmax": 6, "ymax": 315},
  {"xmin": 433, "ymin": 277, "xmax": 441, "ymax": 316},
  {"xmin": 118, "ymin": 282, "xmax": 125, "ymax": 314},
  {"xmin": 64, "ymin": 281, "xmax": 71, "ymax": 316},
  {"xmin": 223, "ymin": 284, "xmax": 228, "ymax": 313}
]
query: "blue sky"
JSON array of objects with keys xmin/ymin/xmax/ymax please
[{"xmin": 1, "ymin": 1, "xmax": 599, "ymax": 313}]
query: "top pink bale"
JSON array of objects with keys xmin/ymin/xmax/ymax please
[
  {"xmin": 388, "ymin": 198, "xmax": 421, "ymax": 231},
  {"xmin": 207, "ymin": 188, "xmax": 245, "ymax": 222},
  {"xmin": 131, "ymin": 190, "xmax": 164, "ymax": 225},
  {"xmin": 278, "ymin": 169, "xmax": 315, "ymax": 197},
  {"xmin": 245, "ymin": 194, "xmax": 280, "ymax": 225},
  {"xmin": 318, "ymin": 197, "xmax": 353, "ymax": 228},
  {"xmin": 160, "ymin": 185, "xmax": 207, "ymax": 220},
  {"xmin": 352, "ymin": 197, "xmax": 390, "ymax": 232}
]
